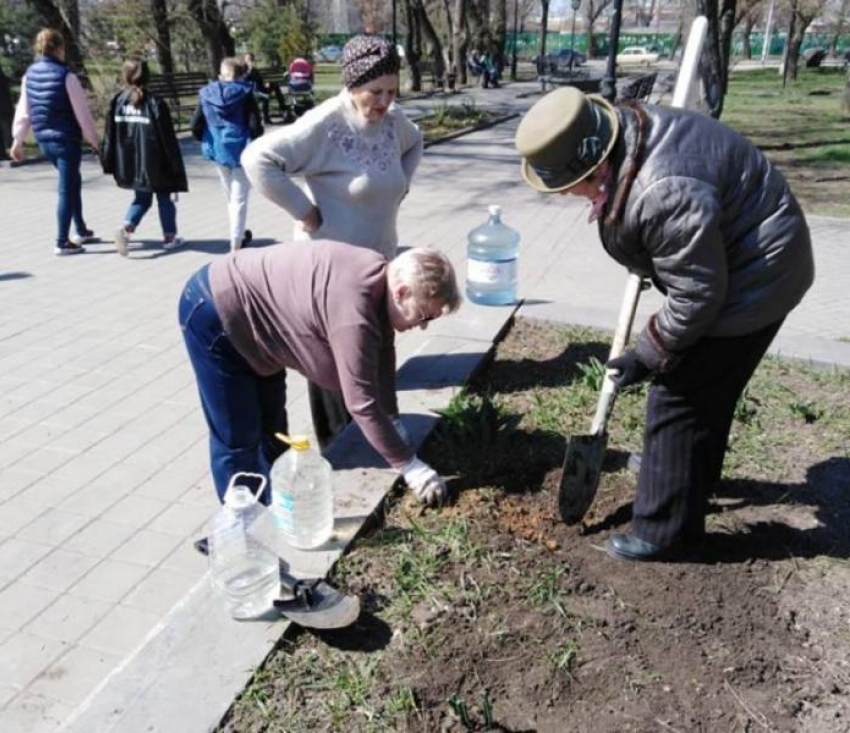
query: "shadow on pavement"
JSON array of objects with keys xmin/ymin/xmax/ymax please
[{"xmin": 0, "ymin": 271, "xmax": 32, "ymax": 281}]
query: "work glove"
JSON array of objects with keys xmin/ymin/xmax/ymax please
[
  {"xmin": 401, "ymin": 456, "xmax": 448, "ymax": 506},
  {"xmin": 391, "ymin": 416, "xmax": 412, "ymax": 447},
  {"xmin": 607, "ymin": 350, "xmax": 652, "ymax": 389}
]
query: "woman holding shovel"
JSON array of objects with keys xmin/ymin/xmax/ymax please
[{"xmin": 514, "ymin": 87, "xmax": 814, "ymax": 562}]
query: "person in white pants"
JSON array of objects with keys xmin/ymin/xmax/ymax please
[
  {"xmin": 215, "ymin": 164, "xmax": 251, "ymax": 251},
  {"xmin": 191, "ymin": 57, "xmax": 263, "ymax": 251}
]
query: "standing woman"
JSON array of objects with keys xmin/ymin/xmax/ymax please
[
  {"xmin": 10, "ymin": 28, "xmax": 100, "ymax": 256},
  {"xmin": 241, "ymin": 35, "xmax": 424, "ymax": 448},
  {"xmin": 101, "ymin": 59, "xmax": 188, "ymax": 255}
]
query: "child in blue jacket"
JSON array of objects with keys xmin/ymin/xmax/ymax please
[{"xmin": 191, "ymin": 57, "xmax": 263, "ymax": 251}]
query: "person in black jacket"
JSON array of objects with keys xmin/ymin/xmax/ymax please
[
  {"xmin": 244, "ymin": 53, "xmax": 282, "ymax": 124},
  {"xmin": 101, "ymin": 59, "xmax": 188, "ymax": 256}
]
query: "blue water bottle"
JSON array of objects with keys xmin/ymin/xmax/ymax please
[{"xmin": 466, "ymin": 205, "xmax": 520, "ymax": 305}]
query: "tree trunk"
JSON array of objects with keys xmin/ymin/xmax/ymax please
[
  {"xmin": 536, "ymin": 0, "xmax": 550, "ymax": 75},
  {"xmin": 0, "ymin": 64, "xmax": 14, "ymax": 160},
  {"xmin": 740, "ymin": 14, "xmax": 754, "ymax": 60},
  {"xmin": 404, "ymin": 0, "xmax": 423, "ymax": 90},
  {"xmin": 413, "ymin": 0, "xmax": 446, "ymax": 79},
  {"xmin": 781, "ymin": 0, "xmax": 797, "ymax": 87},
  {"xmin": 493, "ymin": 0, "xmax": 507, "ymax": 72},
  {"xmin": 151, "ymin": 0, "xmax": 174, "ymax": 74},
  {"xmin": 442, "ymin": 0, "xmax": 456, "ymax": 68},
  {"xmin": 695, "ymin": 0, "xmax": 725, "ymax": 118},
  {"xmin": 718, "ymin": 0, "xmax": 736, "ymax": 95},
  {"xmin": 450, "ymin": 0, "xmax": 469, "ymax": 84},
  {"xmin": 26, "ymin": 0, "xmax": 89, "ymax": 86},
  {"xmin": 187, "ymin": 0, "xmax": 235, "ymax": 76},
  {"xmin": 787, "ymin": 10, "xmax": 813, "ymax": 82}
]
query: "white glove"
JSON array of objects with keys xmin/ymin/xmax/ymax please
[
  {"xmin": 401, "ymin": 456, "xmax": 448, "ymax": 506},
  {"xmin": 391, "ymin": 416, "xmax": 412, "ymax": 447}
]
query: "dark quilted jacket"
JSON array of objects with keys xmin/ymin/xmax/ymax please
[{"xmin": 599, "ymin": 103, "xmax": 814, "ymax": 371}]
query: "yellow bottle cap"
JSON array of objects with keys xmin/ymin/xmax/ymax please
[{"xmin": 275, "ymin": 432, "xmax": 311, "ymax": 451}]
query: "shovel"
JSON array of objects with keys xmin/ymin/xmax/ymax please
[{"xmin": 559, "ymin": 272, "xmax": 644, "ymax": 524}]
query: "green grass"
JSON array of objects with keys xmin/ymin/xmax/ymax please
[
  {"xmin": 724, "ymin": 67, "xmax": 849, "ymax": 145},
  {"xmin": 723, "ymin": 67, "xmax": 850, "ymax": 216}
]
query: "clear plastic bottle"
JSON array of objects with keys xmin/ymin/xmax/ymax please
[
  {"xmin": 271, "ymin": 434, "xmax": 334, "ymax": 549},
  {"xmin": 466, "ymin": 204, "xmax": 520, "ymax": 305},
  {"xmin": 208, "ymin": 473, "xmax": 280, "ymax": 620}
]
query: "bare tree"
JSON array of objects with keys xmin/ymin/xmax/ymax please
[
  {"xmin": 493, "ymin": 0, "xmax": 507, "ymax": 69},
  {"xmin": 404, "ymin": 0, "xmax": 424, "ymax": 88},
  {"xmin": 735, "ymin": 0, "xmax": 763, "ymax": 60},
  {"xmin": 827, "ymin": 0, "xmax": 849, "ymax": 56},
  {"xmin": 448, "ymin": 0, "xmax": 469, "ymax": 83},
  {"xmin": 783, "ymin": 0, "xmax": 823, "ymax": 81},
  {"xmin": 536, "ymin": 0, "xmax": 550, "ymax": 74},
  {"xmin": 187, "ymin": 0, "xmax": 235, "ymax": 76},
  {"xmin": 151, "ymin": 0, "xmax": 174, "ymax": 74},
  {"xmin": 584, "ymin": 0, "xmax": 614, "ymax": 59},
  {"xmin": 413, "ymin": 0, "xmax": 447, "ymax": 77},
  {"xmin": 695, "ymin": 0, "xmax": 726, "ymax": 117}
]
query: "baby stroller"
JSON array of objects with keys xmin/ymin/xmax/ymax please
[{"xmin": 284, "ymin": 58, "xmax": 315, "ymax": 121}]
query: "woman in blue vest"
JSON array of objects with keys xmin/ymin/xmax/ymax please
[{"xmin": 10, "ymin": 28, "xmax": 101, "ymax": 256}]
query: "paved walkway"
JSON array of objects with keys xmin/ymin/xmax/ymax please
[{"xmin": 0, "ymin": 80, "xmax": 848, "ymax": 733}]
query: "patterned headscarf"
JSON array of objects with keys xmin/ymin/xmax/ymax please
[{"xmin": 342, "ymin": 36, "xmax": 400, "ymax": 89}]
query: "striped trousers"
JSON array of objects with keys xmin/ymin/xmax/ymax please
[{"xmin": 632, "ymin": 319, "xmax": 784, "ymax": 547}]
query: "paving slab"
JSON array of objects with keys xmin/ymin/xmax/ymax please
[{"xmin": 0, "ymin": 79, "xmax": 848, "ymax": 733}]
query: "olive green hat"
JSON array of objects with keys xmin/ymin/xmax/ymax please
[{"xmin": 515, "ymin": 86, "xmax": 619, "ymax": 193}]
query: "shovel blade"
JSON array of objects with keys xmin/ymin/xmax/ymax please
[{"xmin": 558, "ymin": 431, "xmax": 608, "ymax": 525}]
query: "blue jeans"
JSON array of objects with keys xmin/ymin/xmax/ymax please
[
  {"xmin": 125, "ymin": 191, "xmax": 177, "ymax": 237},
  {"xmin": 39, "ymin": 139, "xmax": 87, "ymax": 248},
  {"xmin": 179, "ymin": 265, "xmax": 288, "ymax": 503}
]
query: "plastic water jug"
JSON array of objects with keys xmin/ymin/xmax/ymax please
[
  {"xmin": 271, "ymin": 434, "xmax": 334, "ymax": 549},
  {"xmin": 208, "ymin": 473, "xmax": 280, "ymax": 620},
  {"xmin": 466, "ymin": 204, "xmax": 520, "ymax": 305}
]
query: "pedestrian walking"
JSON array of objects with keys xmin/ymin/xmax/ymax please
[
  {"xmin": 191, "ymin": 57, "xmax": 263, "ymax": 252},
  {"xmin": 10, "ymin": 28, "xmax": 100, "ymax": 256},
  {"xmin": 101, "ymin": 59, "xmax": 188, "ymax": 256},
  {"xmin": 241, "ymin": 35, "xmax": 424, "ymax": 450},
  {"xmin": 515, "ymin": 87, "xmax": 814, "ymax": 562},
  {"xmin": 179, "ymin": 241, "xmax": 461, "ymax": 505}
]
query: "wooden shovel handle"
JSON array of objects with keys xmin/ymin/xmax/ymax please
[{"xmin": 590, "ymin": 272, "xmax": 644, "ymax": 435}]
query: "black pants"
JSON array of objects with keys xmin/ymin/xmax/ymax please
[
  {"xmin": 308, "ymin": 382, "xmax": 351, "ymax": 450},
  {"xmin": 632, "ymin": 319, "xmax": 784, "ymax": 547}
]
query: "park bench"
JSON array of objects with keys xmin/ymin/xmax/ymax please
[
  {"xmin": 256, "ymin": 67, "xmax": 289, "ymax": 119},
  {"xmin": 616, "ymin": 71, "xmax": 657, "ymax": 103},
  {"xmin": 539, "ymin": 72, "xmax": 602, "ymax": 94},
  {"xmin": 418, "ymin": 60, "xmax": 456, "ymax": 92},
  {"xmin": 147, "ymin": 71, "xmax": 209, "ymax": 129}
]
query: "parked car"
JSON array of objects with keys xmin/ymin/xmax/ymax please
[
  {"xmin": 317, "ymin": 45, "xmax": 343, "ymax": 63},
  {"xmin": 616, "ymin": 46, "xmax": 660, "ymax": 66},
  {"xmin": 536, "ymin": 48, "xmax": 587, "ymax": 73}
]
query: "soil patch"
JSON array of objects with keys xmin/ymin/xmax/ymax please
[{"xmin": 221, "ymin": 318, "xmax": 850, "ymax": 733}]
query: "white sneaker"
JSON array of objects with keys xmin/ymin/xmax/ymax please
[
  {"xmin": 69, "ymin": 230, "xmax": 99, "ymax": 245},
  {"xmin": 163, "ymin": 235, "xmax": 185, "ymax": 251},
  {"xmin": 54, "ymin": 242, "xmax": 86, "ymax": 256},
  {"xmin": 115, "ymin": 226, "xmax": 130, "ymax": 257}
]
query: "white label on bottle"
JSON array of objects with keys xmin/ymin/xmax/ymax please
[
  {"xmin": 467, "ymin": 257, "xmax": 517, "ymax": 286},
  {"xmin": 272, "ymin": 492, "xmax": 295, "ymax": 529}
]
